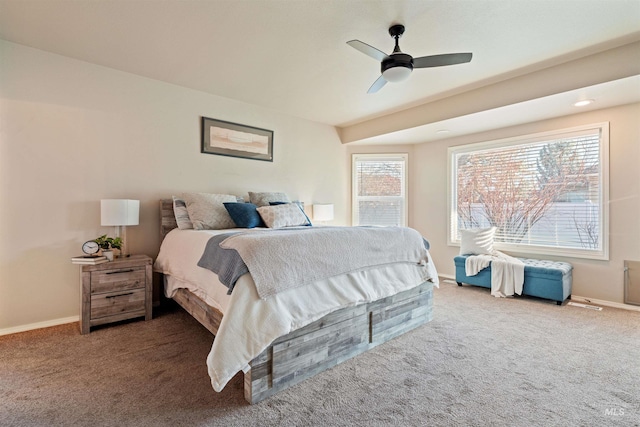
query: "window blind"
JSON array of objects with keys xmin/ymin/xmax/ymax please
[
  {"xmin": 352, "ymin": 154, "xmax": 407, "ymax": 227},
  {"xmin": 449, "ymin": 123, "xmax": 609, "ymax": 259}
]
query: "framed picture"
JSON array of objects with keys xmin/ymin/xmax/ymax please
[{"xmin": 201, "ymin": 116, "xmax": 273, "ymax": 162}]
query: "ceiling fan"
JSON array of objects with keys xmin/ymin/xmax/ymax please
[{"xmin": 347, "ymin": 24, "xmax": 472, "ymax": 94}]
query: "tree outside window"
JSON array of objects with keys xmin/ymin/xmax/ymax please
[
  {"xmin": 450, "ymin": 124, "xmax": 608, "ymax": 259},
  {"xmin": 352, "ymin": 154, "xmax": 407, "ymax": 227}
]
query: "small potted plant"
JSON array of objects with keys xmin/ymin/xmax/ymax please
[{"xmin": 93, "ymin": 235, "xmax": 123, "ymax": 261}]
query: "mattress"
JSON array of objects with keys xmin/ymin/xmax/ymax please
[{"xmin": 155, "ymin": 228, "xmax": 263, "ymax": 314}]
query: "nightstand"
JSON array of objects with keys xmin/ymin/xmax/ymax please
[{"xmin": 80, "ymin": 254, "xmax": 152, "ymax": 334}]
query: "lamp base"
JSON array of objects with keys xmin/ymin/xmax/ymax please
[{"xmin": 116, "ymin": 225, "xmax": 133, "ymax": 258}]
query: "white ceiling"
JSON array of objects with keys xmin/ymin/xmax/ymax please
[{"xmin": 1, "ymin": 0, "xmax": 639, "ymax": 143}]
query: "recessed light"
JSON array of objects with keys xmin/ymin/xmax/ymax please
[{"xmin": 574, "ymin": 99, "xmax": 594, "ymax": 107}]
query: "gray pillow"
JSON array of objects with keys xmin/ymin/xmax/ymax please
[
  {"xmin": 248, "ymin": 191, "xmax": 290, "ymax": 207},
  {"xmin": 181, "ymin": 192, "xmax": 237, "ymax": 230},
  {"xmin": 257, "ymin": 204, "xmax": 310, "ymax": 228}
]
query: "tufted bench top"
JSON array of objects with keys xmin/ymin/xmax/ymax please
[
  {"xmin": 519, "ymin": 258, "xmax": 572, "ymax": 276},
  {"xmin": 454, "ymin": 255, "xmax": 572, "ymax": 280}
]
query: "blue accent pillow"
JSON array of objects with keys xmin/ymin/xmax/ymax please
[
  {"xmin": 269, "ymin": 201, "xmax": 313, "ymax": 226},
  {"xmin": 223, "ymin": 203, "xmax": 265, "ymax": 228}
]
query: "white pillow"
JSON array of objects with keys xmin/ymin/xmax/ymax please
[
  {"xmin": 172, "ymin": 196, "xmax": 193, "ymax": 230},
  {"xmin": 181, "ymin": 192, "xmax": 237, "ymax": 230},
  {"xmin": 459, "ymin": 227, "xmax": 496, "ymax": 255},
  {"xmin": 257, "ymin": 204, "xmax": 310, "ymax": 228}
]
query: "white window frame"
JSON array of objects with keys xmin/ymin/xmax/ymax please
[
  {"xmin": 448, "ymin": 123, "xmax": 609, "ymax": 260},
  {"xmin": 352, "ymin": 153, "xmax": 408, "ymax": 227}
]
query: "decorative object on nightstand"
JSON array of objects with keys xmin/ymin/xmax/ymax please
[
  {"xmin": 79, "ymin": 254, "xmax": 152, "ymax": 334},
  {"xmin": 71, "ymin": 240, "xmax": 109, "ymax": 264},
  {"xmin": 82, "ymin": 240, "xmax": 100, "ymax": 256},
  {"xmin": 92, "ymin": 234, "xmax": 122, "ymax": 261},
  {"xmin": 313, "ymin": 203, "xmax": 334, "ymax": 225},
  {"xmin": 71, "ymin": 255, "xmax": 108, "ymax": 265},
  {"xmin": 101, "ymin": 199, "xmax": 139, "ymax": 257}
]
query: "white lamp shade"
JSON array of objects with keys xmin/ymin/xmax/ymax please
[
  {"xmin": 313, "ymin": 204, "xmax": 334, "ymax": 222},
  {"xmin": 101, "ymin": 199, "xmax": 140, "ymax": 226},
  {"xmin": 382, "ymin": 66, "xmax": 412, "ymax": 83}
]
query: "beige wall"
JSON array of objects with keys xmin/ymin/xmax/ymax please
[
  {"xmin": 2, "ymin": 39, "xmax": 638, "ymax": 333},
  {"xmin": 0, "ymin": 41, "xmax": 349, "ymax": 332},
  {"xmin": 411, "ymin": 102, "xmax": 640, "ymax": 304}
]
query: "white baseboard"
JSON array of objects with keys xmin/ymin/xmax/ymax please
[
  {"xmin": 439, "ymin": 274, "xmax": 640, "ymax": 312},
  {"xmin": 0, "ymin": 316, "xmax": 79, "ymax": 337},
  {"xmin": 570, "ymin": 295, "xmax": 640, "ymax": 312}
]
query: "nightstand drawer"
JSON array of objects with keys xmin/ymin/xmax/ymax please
[
  {"xmin": 79, "ymin": 254, "xmax": 152, "ymax": 334},
  {"xmin": 91, "ymin": 267, "xmax": 146, "ymax": 294},
  {"xmin": 91, "ymin": 288, "xmax": 146, "ymax": 319}
]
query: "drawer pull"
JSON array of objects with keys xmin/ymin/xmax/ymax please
[
  {"xmin": 106, "ymin": 269, "xmax": 135, "ymax": 275},
  {"xmin": 107, "ymin": 292, "xmax": 134, "ymax": 299}
]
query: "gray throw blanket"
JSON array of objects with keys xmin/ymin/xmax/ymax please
[
  {"xmin": 197, "ymin": 232, "xmax": 247, "ymax": 294},
  {"xmin": 219, "ymin": 226, "xmax": 430, "ymax": 299}
]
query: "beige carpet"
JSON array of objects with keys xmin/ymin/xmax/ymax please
[{"xmin": 1, "ymin": 281, "xmax": 639, "ymax": 427}]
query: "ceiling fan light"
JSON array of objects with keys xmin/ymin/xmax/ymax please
[{"xmin": 382, "ymin": 66, "xmax": 412, "ymax": 83}]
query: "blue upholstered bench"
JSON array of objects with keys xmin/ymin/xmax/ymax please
[{"xmin": 454, "ymin": 255, "xmax": 573, "ymax": 305}]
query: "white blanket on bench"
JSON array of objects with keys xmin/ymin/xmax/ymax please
[{"xmin": 465, "ymin": 251, "xmax": 525, "ymax": 298}]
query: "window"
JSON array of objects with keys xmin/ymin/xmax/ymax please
[
  {"xmin": 448, "ymin": 123, "xmax": 609, "ymax": 260},
  {"xmin": 352, "ymin": 153, "xmax": 408, "ymax": 226}
]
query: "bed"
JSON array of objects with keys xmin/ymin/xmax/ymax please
[{"xmin": 155, "ymin": 198, "xmax": 438, "ymax": 404}]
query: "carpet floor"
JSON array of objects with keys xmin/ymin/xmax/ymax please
[{"xmin": 1, "ymin": 281, "xmax": 639, "ymax": 427}]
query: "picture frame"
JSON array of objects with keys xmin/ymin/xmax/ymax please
[{"xmin": 201, "ymin": 116, "xmax": 273, "ymax": 162}]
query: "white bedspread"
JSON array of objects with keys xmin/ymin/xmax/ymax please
[
  {"xmin": 155, "ymin": 228, "xmax": 254, "ymax": 314},
  {"xmin": 465, "ymin": 251, "xmax": 524, "ymax": 298},
  {"xmin": 154, "ymin": 228, "xmax": 439, "ymax": 392}
]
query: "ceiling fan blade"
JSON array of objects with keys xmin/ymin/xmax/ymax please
[
  {"xmin": 413, "ymin": 53, "xmax": 473, "ymax": 68},
  {"xmin": 347, "ymin": 40, "xmax": 389, "ymax": 61},
  {"xmin": 367, "ymin": 75, "xmax": 388, "ymax": 94}
]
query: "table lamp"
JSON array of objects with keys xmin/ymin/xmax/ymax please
[
  {"xmin": 101, "ymin": 199, "xmax": 139, "ymax": 257},
  {"xmin": 313, "ymin": 204, "xmax": 334, "ymax": 225}
]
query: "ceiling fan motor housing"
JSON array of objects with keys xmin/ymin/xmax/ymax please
[{"xmin": 381, "ymin": 53, "xmax": 413, "ymax": 82}]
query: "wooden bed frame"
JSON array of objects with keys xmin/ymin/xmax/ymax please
[{"xmin": 159, "ymin": 199, "xmax": 434, "ymax": 404}]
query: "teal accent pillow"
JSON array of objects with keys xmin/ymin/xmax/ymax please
[{"xmin": 223, "ymin": 203, "xmax": 265, "ymax": 228}]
